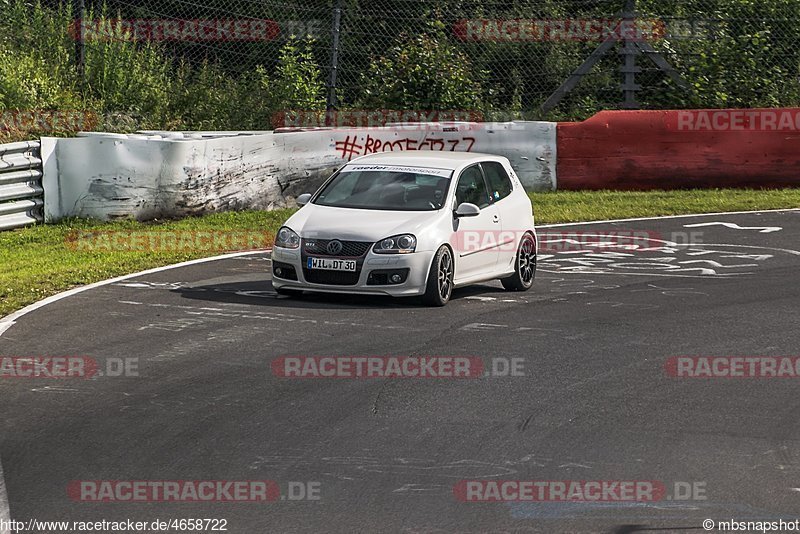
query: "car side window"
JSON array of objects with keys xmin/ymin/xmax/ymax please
[
  {"xmin": 455, "ymin": 165, "xmax": 491, "ymax": 208},
  {"xmin": 482, "ymin": 161, "xmax": 514, "ymax": 202}
]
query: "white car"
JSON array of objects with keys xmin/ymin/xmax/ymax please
[{"xmin": 271, "ymin": 151, "xmax": 536, "ymax": 306}]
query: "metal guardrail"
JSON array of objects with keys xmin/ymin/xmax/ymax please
[{"xmin": 0, "ymin": 140, "xmax": 43, "ymax": 231}]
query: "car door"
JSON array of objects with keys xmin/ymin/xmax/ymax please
[
  {"xmin": 452, "ymin": 164, "xmax": 501, "ymax": 281},
  {"xmin": 480, "ymin": 160, "xmax": 524, "ymax": 272}
]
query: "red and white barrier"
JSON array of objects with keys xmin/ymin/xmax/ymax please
[
  {"xmin": 36, "ymin": 108, "xmax": 800, "ymax": 222},
  {"xmin": 557, "ymin": 109, "xmax": 800, "ymax": 190}
]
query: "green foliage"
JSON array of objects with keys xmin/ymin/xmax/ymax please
[
  {"xmin": 81, "ymin": 17, "xmax": 174, "ymax": 127},
  {"xmin": 3, "ymin": 0, "xmax": 800, "ymax": 136},
  {"xmin": 628, "ymin": 0, "xmax": 800, "ymax": 110},
  {"xmin": 0, "ymin": 46, "xmax": 82, "ymax": 110},
  {"xmin": 167, "ymin": 61, "xmax": 272, "ymax": 131},
  {"xmin": 0, "ymin": 0, "xmax": 327, "ymax": 138},
  {"xmin": 271, "ymin": 37, "xmax": 326, "ymax": 110},
  {"xmin": 0, "ymin": 0, "xmax": 81, "ymax": 111},
  {"xmin": 357, "ymin": 22, "xmax": 488, "ymax": 110}
]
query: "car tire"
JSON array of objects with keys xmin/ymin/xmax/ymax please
[
  {"xmin": 501, "ymin": 232, "xmax": 536, "ymax": 292},
  {"xmin": 422, "ymin": 245, "xmax": 454, "ymax": 307}
]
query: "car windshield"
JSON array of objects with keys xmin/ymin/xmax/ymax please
[{"xmin": 313, "ymin": 164, "xmax": 453, "ymax": 211}]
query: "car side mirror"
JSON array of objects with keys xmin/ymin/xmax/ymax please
[
  {"xmin": 296, "ymin": 193, "xmax": 312, "ymax": 207},
  {"xmin": 454, "ymin": 202, "xmax": 480, "ymax": 217}
]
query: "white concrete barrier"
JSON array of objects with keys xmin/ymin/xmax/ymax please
[{"xmin": 41, "ymin": 121, "xmax": 556, "ymax": 222}]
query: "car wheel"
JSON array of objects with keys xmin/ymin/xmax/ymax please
[
  {"xmin": 501, "ymin": 233, "xmax": 536, "ymax": 291},
  {"xmin": 422, "ymin": 246, "xmax": 454, "ymax": 307}
]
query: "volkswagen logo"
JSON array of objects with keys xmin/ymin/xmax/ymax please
[{"xmin": 326, "ymin": 240, "xmax": 344, "ymax": 255}]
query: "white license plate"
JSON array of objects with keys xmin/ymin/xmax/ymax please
[{"xmin": 307, "ymin": 257, "xmax": 357, "ymax": 271}]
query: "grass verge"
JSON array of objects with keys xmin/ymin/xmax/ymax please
[
  {"xmin": 2, "ymin": 188, "xmax": 799, "ymax": 317},
  {"xmin": 529, "ymin": 188, "xmax": 800, "ymax": 223}
]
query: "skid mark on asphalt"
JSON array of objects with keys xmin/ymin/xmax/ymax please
[
  {"xmin": 629, "ymin": 284, "xmax": 709, "ymax": 297},
  {"xmin": 392, "ymin": 483, "xmax": 449, "ymax": 493},
  {"xmin": 459, "ymin": 323, "xmax": 560, "ymax": 337},
  {"xmin": 29, "ymin": 386, "xmax": 85, "ymax": 394},
  {"xmin": 139, "ymin": 315, "xmax": 226, "ymax": 332},
  {"xmin": 248, "ymin": 454, "xmax": 517, "ymax": 481},
  {"xmin": 112, "ymin": 392, "xmax": 252, "ymax": 415},
  {"xmin": 585, "ymin": 301, "xmax": 660, "ymax": 310},
  {"xmin": 245, "ymin": 451, "xmax": 677, "ymax": 496},
  {"xmin": 118, "ymin": 300, "xmax": 420, "ymax": 331}
]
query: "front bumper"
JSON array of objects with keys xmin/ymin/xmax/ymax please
[{"xmin": 271, "ymin": 246, "xmax": 435, "ymax": 297}]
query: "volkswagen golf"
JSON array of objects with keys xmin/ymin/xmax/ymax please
[{"xmin": 271, "ymin": 151, "xmax": 536, "ymax": 306}]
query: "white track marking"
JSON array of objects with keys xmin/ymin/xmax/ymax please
[
  {"xmin": 1, "ymin": 209, "xmax": 798, "ymax": 339},
  {"xmin": 0, "ymin": 456, "xmax": 10, "ymax": 534},
  {"xmin": 0, "ymin": 250, "xmax": 266, "ymax": 338},
  {"xmin": 683, "ymin": 222, "xmax": 782, "ymax": 233}
]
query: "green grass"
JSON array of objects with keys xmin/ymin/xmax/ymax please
[
  {"xmin": 1, "ymin": 188, "xmax": 799, "ymax": 317},
  {"xmin": 0, "ymin": 210, "xmax": 293, "ymax": 317},
  {"xmin": 529, "ymin": 188, "xmax": 800, "ymax": 224}
]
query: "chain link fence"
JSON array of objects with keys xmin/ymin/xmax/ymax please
[{"xmin": 2, "ymin": 0, "xmax": 800, "ymax": 138}]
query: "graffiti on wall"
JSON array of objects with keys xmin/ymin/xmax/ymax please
[{"xmin": 335, "ymin": 134, "xmax": 477, "ymax": 161}]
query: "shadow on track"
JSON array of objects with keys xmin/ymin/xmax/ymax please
[{"xmin": 171, "ymin": 279, "xmax": 511, "ymax": 310}]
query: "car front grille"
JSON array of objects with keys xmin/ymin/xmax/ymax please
[
  {"xmin": 303, "ymin": 239, "xmax": 372, "ymax": 257},
  {"xmin": 301, "ymin": 238, "xmax": 368, "ymax": 286},
  {"xmin": 302, "ymin": 268, "xmax": 361, "ymax": 286}
]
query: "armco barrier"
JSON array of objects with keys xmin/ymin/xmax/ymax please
[
  {"xmin": 557, "ymin": 109, "xmax": 800, "ymax": 190},
  {"xmin": 0, "ymin": 140, "xmax": 43, "ymax": 230},
  {"xmin": 41, "ymin": 122, "xmax": 556, "ymax": 222}
]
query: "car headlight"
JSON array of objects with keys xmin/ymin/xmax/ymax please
[
  {"xmin": 275, "ymin": 227, "xmax": 300, "ymax": 249},
  {"xmin": 373, "ymin": 234, "xmax": 416, "ymax": 254}
]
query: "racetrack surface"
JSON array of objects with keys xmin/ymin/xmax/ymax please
[{"xmin": 1, "ymin": 210, "xmax": 799, "ymax": 533}]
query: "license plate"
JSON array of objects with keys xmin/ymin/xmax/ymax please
[{"xmin": 307, "ymin": 257, "xmax": 357, "ymax": 271}]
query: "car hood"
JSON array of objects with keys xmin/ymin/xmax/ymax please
[{"xmin": 284, "ymin": 204, "xmax": 441, "ymax": 242}]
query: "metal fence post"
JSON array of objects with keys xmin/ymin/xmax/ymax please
[
  {"xmin": 620, "ymin": 0, "xmax": 641, "ymax": 109},
  {"xmin": 325, "ymin": 0, "xmax": 343, "ymax": 126}
]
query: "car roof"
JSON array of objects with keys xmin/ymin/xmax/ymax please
[{"xmin": 348, "ymin": 151, "xmax": 506, "ymax": 171}]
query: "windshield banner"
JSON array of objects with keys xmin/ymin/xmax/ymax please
[{"xmin": 341, "ymin": 164, "xmax": 453, "ymax": 177}]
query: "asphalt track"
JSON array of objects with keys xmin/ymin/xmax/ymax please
[{"xmin": 1, "ymin": 210, "xmax": 800, "ymax": 533}]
